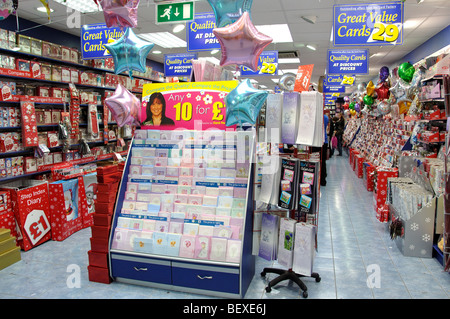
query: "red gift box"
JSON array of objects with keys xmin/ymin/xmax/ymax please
[
  {"xmin": 97, "ymin": 165, "xmax": 118, "ymax": 175},
  {"xmin": 97, "ymin": 182, "xmax": 119, "ymax": 194},
  {"xmin": 0, "ymin": 180, "xmax": 51, "ymax": 251},
  {"xmin": 94, "ymin": 201, "xmax": 115, "ymax": 215},
  {"xmin": 373, "ymin": 167, "xmax": 398, "ymax": 213},
  {"xmin": 93, "ymin": 213, "xmax": 112, "ymax": 226},
  {"xmin": 364, "ymin": 162, "xmax": 375, "ymax": 192},
  {"xmin": 90, "ymin": 237, "xmax": 109, "ymax": 253},
  {"xmin": 88, "ymin": 250, "xmax": 108, "ymax": 268},
  {"xmin": 87, "ymin": 265, "xmax": 111, "ymax": 284},
  {"xmin": 97, "ymin": 173, "xmax": 121, "ymax": 184},
  {"xmin": 356, "ymin": 155, "xmax": 364, "ymax": 178},
  {"xmin": 91, "ymin": 225, "xmax": 110, "ymax": 239}
]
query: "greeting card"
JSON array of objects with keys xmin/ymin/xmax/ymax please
[
  {"xmin": 183, "ymin": 221, "xmax": 199, "ymax": 236},
  {"xmin": 179, "ymin": 235, "xmax": 196, "ymax": 258},
  {"xmin": 166, "ymin": 233, "xmax": 181, "ymax": 256},
  {"xmin": 152, "ymin": 232, "xmax": 167, "ymax": 255},
  {"xmin": 195, "ymin": 236, "xmax": 211, "ymax": 259},
  {"xmin": 225, "ymin": 239, "xmax": 241, "ymax": 263}
]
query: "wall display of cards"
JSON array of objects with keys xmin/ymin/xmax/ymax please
[{"xmin": 108, "ymin": 128, "xmax": 256, "ymax": 298}]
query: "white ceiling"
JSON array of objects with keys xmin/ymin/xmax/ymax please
[{"xmin": 13, "ymin": 0, "xmax": 450, "ymax": 90}]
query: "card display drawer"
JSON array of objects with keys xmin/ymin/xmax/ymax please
[
  {"xmin": 172, "ymin": 261, "xmax": 240, "ymax": 294},
  {"xmin": 111, "ymin": 254, "xmax": 171, "ymax": 284}
]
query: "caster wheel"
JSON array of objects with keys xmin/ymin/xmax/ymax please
[
  {"xmin": 316, "ymin": 276, "xmax": 321, "ymax": 283},
  {"xmin": 265, "ymin": 286, "xmax": 271, "ymax": 293},
  {"xmin": 302, "ymin": 291, "xmax": 308, "ymax": 298}
]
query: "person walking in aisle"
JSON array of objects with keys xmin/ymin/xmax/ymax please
[{"xmin": 333, "ymin": 111, "xmax": 345, "ymax": 156}]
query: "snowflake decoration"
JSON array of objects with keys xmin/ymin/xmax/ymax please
[
  {"xmin": 409, "ymin": 244, "xmax": 415, "ymax": 250},
  {"xmin": 420, "ymin": 249, "xmax": 427, "ymax": 255},
  {"xmin": 410, "ymin": 223, "xmax": 419, "ymax": 231},
  {"xmin": 203, "ymin": 94, "xmax": 213, "ymax": 105},
  {"xmin": 425, "ymin": 217, "xmax": 431, "ymax": 223},
  {"xmin": 422, "ymin": 234, "xmax": 431, "ymax": 242}
]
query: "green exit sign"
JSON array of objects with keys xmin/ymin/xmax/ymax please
[{"xmin": 156, "ymin": 1, "xmax": 195, "ymax": 24}]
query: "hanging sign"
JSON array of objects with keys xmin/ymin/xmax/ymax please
[
  {"xmin": 80, "ymin": 23, "xmax": 124, "ymax": 60},
  {"xmin": 293, "ymin": 64, "xmax": 314, "ymax": 92},
  {"xmin": 326, "ymin": 74, "xmax": 356, "ymax": 86},
  {"xmin": 141, "ymin": 81, "xmax": 238, "ymax": 130},
  {"xmin": 240, "ymin": 51, "xmax": 278, "ymax": 76},
  {"xmin": 333, "ymin": 1, "xmax": 404, "ymax": 46},
  {"xmin": 164, "ymin": 53, "xmax": 197, "ymax": 77},
  {"xmin": 327, "ymin": 49, "xmax": 368, "ymax": 74},
  {"xmin": 323, "ymin": 85, "xmax": 345, "ymax": 93},
  {"xmin": 187, "ymin": 12, "xmax": 221, "ymax": 51},
  {"xmin": 156, "ymin": 1, "xmax": 195, "ymax": 24}
]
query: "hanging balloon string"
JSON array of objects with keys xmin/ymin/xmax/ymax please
[{"xmin": 124, "ymin": 27, "xmax": 133, "ymax": 80}]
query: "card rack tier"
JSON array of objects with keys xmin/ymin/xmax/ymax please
[{"xmin": 108, "ymin": 129, "xmax": 256, "ymax": 298}]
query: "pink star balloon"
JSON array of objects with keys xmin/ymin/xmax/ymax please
[
  {"xmin": 99, "ymin": 0, "xmax": 139, "ymax": 29},
  {"xmin": 105, "ymin": 84, "xmax": 141, "ymax": 127},
  {"xmin": 213, "ymin": 11, "xmax": 272, "ymax": 71}
]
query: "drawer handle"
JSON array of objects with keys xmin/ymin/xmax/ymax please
[
  {"xmin": 134, "ymin": 267, "xmax": 148, "ymax": 272},
  {"xmin": 197, "ymin": 275, "xmax": 213, "ymax": 280}
]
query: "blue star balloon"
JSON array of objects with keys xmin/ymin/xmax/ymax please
[
  {"xmin": 207, "ymin": 0, "xmax": 253, "ymax": 28},
  {"xmin": 224, "ymin": 79, "xmax": 268, "ymax": 126},
  {"xmin": 104, "ymin": 27, "xmax": 154, "ymax": 76}
]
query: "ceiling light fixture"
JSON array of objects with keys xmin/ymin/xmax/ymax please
[
  {"xmin": 36, "ymin": 6, "xmax": 54, "ymax": 13},
  {"xmin": 306, "ymin": 45, "xmax": 316, "ymax": 51},
  {"xmin": 210, "ymin": 49, "xmax": 220, "ymax": 55},
  {"xmin": 278, "ymin": 58, "xmax": 300, "ymax": 64},
  {"xmin": 301, "ymin": 15, "xmax": 317, "ymax": 24},
  {"xmin": 255, "ymin": 24, "xmax": 293, "ymax": 43},
  {"xmin": 138, "ymin": 32, "xmax": 187, "ymax": 48},
  {"xmin": 53, "ymin": 0, "xmax": 100, "ymax": 13},
  {"xmin": 173, "ymin": 24, "xmax": 185, "ymax": 33},
  {"xmin": 417, "ymin": 0, "xmax": 424, "ymax": 3},
  {"xmin": 152, "ymin": 50, "xmax": 162, "ymax": 54}
]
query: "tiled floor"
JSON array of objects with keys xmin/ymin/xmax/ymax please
[{"xmin": 0, "ymin": 155, "xmax": 449, "ymax": 299}]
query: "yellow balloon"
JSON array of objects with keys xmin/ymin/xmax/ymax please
[
  {"xmin": 398, "ymin": 101, "xmax": 411, "ymax": 114},
  {"xmin": 366, "ymin": 80, "xmax": 375, "ymax": 96}
]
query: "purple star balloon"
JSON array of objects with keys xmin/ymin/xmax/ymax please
[
  {"xmin": 105, "ymin": 84, "xmax": 140, "ymax": 127},
  {"xmin": 100, "ymin": 0, "xmax": 139, "ymax": 29},
  {"xmin": 213, "ymin": 11, "xmax": 272, "ymax": 71}
]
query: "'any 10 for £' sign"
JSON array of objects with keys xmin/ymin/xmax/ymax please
[{"xmin": 141, "ymin": 81, "xmax": 239, "ymax": 130}]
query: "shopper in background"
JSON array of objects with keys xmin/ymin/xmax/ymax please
[
  {"xmin": 328, "ymin": 115, "xmax": 335, "ymax": 157},
  {"xmin": 333, "ymin": 111, "xmax": 345, "ymax": 156}
]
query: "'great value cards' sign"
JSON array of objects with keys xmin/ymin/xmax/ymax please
[
  {"xmin": 240, "ymin": 51, "xmax": 278, "ymax": 76},
  {"xmin": 187, "ymin": 12, "xmax": 221, "ymax": 51},
  {"xmin": 80, "ymin": 23, "xmax": 124, "ymax": 60},
  {"xmin": 164, "ymin": 53, "xmax": 197, "ymax": 77},
  {"xmin": 327, "ymin": 49, "xmax": 368, "ymax": 74},
  {"xmin": 333, "ymin": 1, "xmax": 404, "ymax": 46}
]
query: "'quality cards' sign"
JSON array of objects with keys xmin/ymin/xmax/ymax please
[
  {"xmin": 164, "ymin": 53, "xmax": 197, "ymax": 77},
  {"xmin": 240, "ymin": 51, "xmax": 278, "ymax": 76},
  {"xmin": 187, "ymin": 12, "xmax": 221, "ymax": 51},
  {"xmin": 333, "ymin": 1, "xmax": 404, "ymax": 46},
  {"xmin": 80, "ymin": 23, "xmax": 124, "ymax": 60},
  {"xmin": 327, "ymin": 49, "xmax": 368, "ymax": 74}
]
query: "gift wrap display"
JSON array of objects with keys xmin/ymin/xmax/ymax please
[{"xmin": 109, "ymin": 128, "xmax": 256, "ymax": 298}]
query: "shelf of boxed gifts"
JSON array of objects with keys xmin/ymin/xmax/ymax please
[
  {"xmin": 0, "ymin": 47, "xmax": 165, "ymax": 84},
  {"xmin": 0, "ymin": 68, "xmax": 144, "ymax": 95},
  {"xmin": 0, "ymin": 137, "xmax": 130, "ymax": 158},
  {"xmin": 0, "ymin": 149, "xmax": 128, "ymax": 183}
]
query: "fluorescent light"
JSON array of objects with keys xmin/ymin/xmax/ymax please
[
  {"xmin": 306, "ymin": 45, "xmax": 316, "ymax": 51},
  {"xmin": 173, "ymin": 24, "xmax": 185, "ymax": 33},
  {"xmin": 278, "ymin": 58, "xmax": 300, "ymax": 64},
  {"xmin": 53, "ymin": 0, "xmax": 100, "ymax": 13},
  {"xmin": 271, "ymin": 79, "xmax": 279, "ymax": 83},
  {"xmin": 255, "ymin": 24, "xmax": 293, "ymax": 43},
  {"xmin": 37, "ymin": 6, "xmax": 54, "ymax": 13},
  {"xmin": 210, "ymin": 49, "xmax": 220, "ymax": 55},
  {"xmin": 138, "ymin": 32, "xmax": 186, "ymax": 48},
  {"xmin": 330, "ymin": 27, "xmax": 333, "ymax": 42},
  {"xmin": 280, "ymin": 69, "xmax": 299, "ymax": 74},
  {"xmin": 301, "ymin": 16, "xmax": 317, "ymax": 24},
  {"xmin": 152, "ymin": 50, "xmax": 162, "ymax": 54}
]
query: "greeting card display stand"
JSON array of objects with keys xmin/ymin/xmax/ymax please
[{"xmin": 108, "ymin": 129, "xmax": 256, "ymax": 298}]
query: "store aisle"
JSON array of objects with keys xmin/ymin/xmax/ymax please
[{"xmin": 0, "ymin": 156, "xmax": 449, "ymax": 299}]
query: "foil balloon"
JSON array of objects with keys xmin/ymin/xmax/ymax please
[
  {"xmin": 350, "ymin": 109, "xmax": 356, "ymax": 116},
  {"xmin": 354, "ymin": 103, "xmax": 361, "ymax": 113},
  {"xmin": 389, "ymin": 80, "xmax": 411, "ymax": 106},
  {"xmin": 375, "ymin": 82, "xmax": 390, "ymax": 100},
  {"xmin": 363, "ymin": 94, "xmax": 374, "ymax": 106},
  {"xmin": 366, "ymin": 81, "xmax": 375, "ymax": 96},
  {"xmin": 343, "ymin": 103, "xmax": 349, "ymax": 110},
  {"xmin": 379, "ymin": 66, "xmax": 390, "ymax": 82},
  {"xmin": 0, "ymin": 0, "xmax": 16, "ymax": 20},
  {"xmin": 100, "ymin": 0, "xmax": 139, "ymax": 29},
  {"xmin": 349, "ymin": 102, "xmax": 355, "ymax": 110},
  {"xmin": 377, "ymin": 100, "xmax": 391, "ymax": 115},
  {"xmin": 207, "ymin": 0, "xmax": 253, "ymax": 28},
  {"xmin": 39, "ymin": 0, "xmax": 51, "ymax": 20},
  {"xmin": 398, "ymin": 62, "xmax": 415, "ymax": 83},
  {"xmin": 279, "ymin": 73, "xmax": 296, "ymax": 91},
  {"xmin": 105, "ymin": 27, "xmax": 154, "ymax": 76},
  {"xmin": 105, "ymin": 84, "xmax": 140, "ymax": 127},
  {"xmin": 224, "ymin": 79, "xmax": 268, "ymax": 126},
  {"xmin": 361, "ymin": 106, "xmax": 370, "ymax": 116},
  {"xmin": 357, "ymin": 82, "xmax": 367, "ymax": 93},
  {"xmin": 343, "ymin": 96, "xmax": 350, "ymax": 103},
  {"xmin": 213, "ymin": 11, "xmax": 272, "ymax": 71}
]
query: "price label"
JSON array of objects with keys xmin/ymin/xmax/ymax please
[
  {"xmin": 240, "ymin": 51, "xmax": 278, "ymax": 76},
  {"xmin": 260, "ymin": 62, "xmax": 277, "ymax": 75},
  {"xmin": 341, "ymin": 75, "xmax": 355, "ymax": 86},
  {"xmin": 24, "ymin": 209, "xmax": 50, "ymax": 246},
  {"xmin": 370, "ymin": 23, "xmax": 401, "ymax": 43}
]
